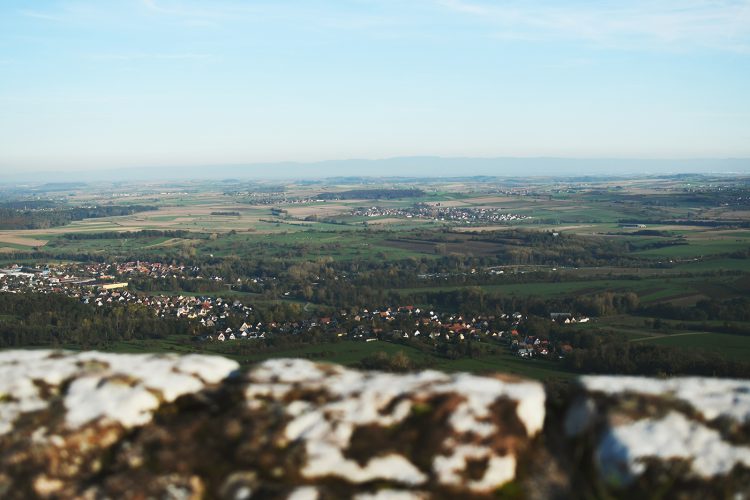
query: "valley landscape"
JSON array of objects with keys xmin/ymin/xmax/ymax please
[
  {"xmin": 3, "ymin": 0, "xmax": 750, "ymax": 496},
  {"xmin": 2, "ymin": 173, "xmax": 749, "ymax": 381}
]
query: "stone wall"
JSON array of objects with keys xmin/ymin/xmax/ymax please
[{"xmin": 0, "ymin": 350, "xmax": 748, "ymax": 499}]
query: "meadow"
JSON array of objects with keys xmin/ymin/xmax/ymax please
[
  {"xmin": 2, "ymin": 174, "xmax": 748, "ymax": 375},
  {"xmin": 75, "ymin": 334, "xmax": 573, "ymax": 381}
]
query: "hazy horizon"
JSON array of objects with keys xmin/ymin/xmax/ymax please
[
  {"xmin": 1, "ymin": 1, "xmax": 749, "ymax": 175},
  {"xmin": 2, "ymin": 156, "xmax": 749, "ymax": 183}
]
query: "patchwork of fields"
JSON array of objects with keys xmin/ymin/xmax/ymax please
[{"xmin": 2, "ymin": 176, "xmax": 749, "ymax": 375}]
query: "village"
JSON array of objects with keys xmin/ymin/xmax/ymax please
[
  {"xmin": 351, "ymin": 203, "xmax": 529, "ymax": 224},
  {"xmin": 0, "ymin": 262, "xmax": 588, "ymax": 359}
]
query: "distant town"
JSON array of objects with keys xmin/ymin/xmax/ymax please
[
  {"xmin": 0, "ymin": 262, "xmax": 587, "ymax": 359},
  {"xmin": 351, "ymin": 203, "xmax": 530, "ymax": 224}
]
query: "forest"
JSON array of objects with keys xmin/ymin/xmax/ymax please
[
  {"xmin": 2, "ymin": 284, "xmax": 749, "ymax": 378},
  {"xmin": 0, "ymin": 204, "xmax": 156, "ymax": 229},
  {"xmin": 315, "ymin": 188, "xmax": 425, "ymax": 200},
  {"xmin": 1, "ymin": 176, "xmax": 749, "ymax": 380}
]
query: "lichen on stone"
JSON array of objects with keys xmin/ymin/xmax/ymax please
[
  {"xmin": 2, "ymin": 351, "xmax": 747, "ymax": 498},
  {"xmin": 597, "ymin": 411, "xmax": 750, "ymax": 482},
  {"xmin": 245, "ymin": 358, "xmax": 545, "ymax": 491},
  {"xmin": 580, "ymin": 375, "xmax": 750, "ymax": 423},
  {"xmin": 0, "ymin": 350, "xmax": 239, "ymax": 432},
  {"xmin": 572, "ymin": 375, "xmax": 750, "ymax": 493}
]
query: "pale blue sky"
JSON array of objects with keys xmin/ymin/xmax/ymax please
[{"xmin": 1, "ymin": 0, "xmax": 749, "ymax": 173}]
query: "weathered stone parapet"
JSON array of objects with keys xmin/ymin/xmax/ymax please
[
  {"xmin": 0, "ymin": 350, "xmax": 748, "ymax": 499},
  {"xmin": 562, "ymin": 376, "xmax": 750, "ymax": 498},
  {"xmin": 246, "ymin": 359, "xmax": 545, "ymax": 496}
]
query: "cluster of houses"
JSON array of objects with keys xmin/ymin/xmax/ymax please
[
  {"xmin": 0, "ymin": 260, "xmax": 274, "ymax": 295},
  {"xmin": 80, "ymin": 290, "xmax": 253, "ymax": 323},
  {"xmin": 199, "ymin": 305, "xmax": 574, "ymax": 361},
  {"xmin": 1, "ymin": 261, "xmax": 200, "ymax": 284},
  {"xmin": 225, "ymin": 191, "xmax": 328, "ymax": 206},
  {"xmin": 2, "ymin": 262, "xmax": 584, "ymax": 359},
  {"xmin": 495, "ymin": 312, "xmax": 588, "ymax": 358},
  {"xmin": 514, "ymin": 335, "xmax": 551, "ymax": 358},
  {"xmin": 1, "ymin": 265, "xmax": 97, "ymax": 291},
  {"xmin": 196, "ymin": 305, "xmax": 532, "ymax": 344},
  {"xmin": 0, "ymin": 264, "xmax": 254, "ymax": 330},
  {"xmin": 209, "ymin": 322, "xmax": 269, "ymax": 341},
  {"xmin": 111, "ymin": 261, "xmax": 201, "ymax": 280},
  {"xmin": 350, "ymin": 203, "xmax": 529, "ymax": 224},
  {"xmin": 550, "ymin": 312, "xmax": 590, "ymax": 324}
]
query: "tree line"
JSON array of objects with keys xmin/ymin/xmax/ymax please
[
  {"xmin": 0, "ymin": 293, "xmax": 194, "ymax": 349},
  {"xmin": 62, "ymin": 229, "xmax": 196, "ymax": 240},
  {"xmin": 315, "ymin": 189, "xmax": 425, "ymax": 200},
  {"xmin": 0, "ymin": 205, "xmax": 157, "ymax": 230}
]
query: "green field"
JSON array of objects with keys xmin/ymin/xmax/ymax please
[
  {"xmin": 674, "ymin": 257, "xmax": 750, "ymax": 272},
  {"xmin": 82, "ymin": 336, "xmax": 571, "ymax": 381},
  {"xmin": 631, "ymin": 332, "xmax": 750, "ymax": 361},
  {"xmin": 635, "ymin": 240, "xmax": 750, "ymax": 258},
  {"xmin": 4, "ymin": 176, "xmax": 750, "ymax": 377},
  {"xmin": 0, "ymin": 242, "xmax": 38, "ymax": 251},
  {"xmin": 393, "ymin": 274, "xmax": 746, "ymax": 305}
]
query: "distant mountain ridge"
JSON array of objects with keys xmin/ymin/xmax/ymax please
[{"xmin": 2, "ymin": 156, "xmax": 749, "ymax": 182}]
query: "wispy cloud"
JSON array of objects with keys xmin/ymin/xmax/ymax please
[
  {"xmin": 18, "ymin": 9, "xmax": 62, "ymax": 21},
  {"xmin": 436, "ymin": 0, "xmax": 491, "ymax": 16},
  {"xmin": 434, "ymin": 0, "xmax": 750, "ymax": 52},
  {"xmin": 14, "ymin": 1, "xmax": 750, "ymax": 53},
  {"xmin": 16, "ymin": 1, "xmax": 416, "ymax": 39},
  {"xmin": 87, "ymin": 53, "xmax": 212, "ymax": 61},
  {"xmin": 140, "ymin": 0, "xmax": 225, "ymax": 19},
  {"xmin": 139, "ymin": 0, "xmax": 406, "ymax": 34}
]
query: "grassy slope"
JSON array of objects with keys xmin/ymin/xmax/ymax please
[{"xmin": 83, "ymin": 336, "xmax": 572, "ymax": 381}]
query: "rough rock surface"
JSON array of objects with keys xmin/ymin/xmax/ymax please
[
  {"xmin": 563, "ymin": 375, "xmax": 750, "ymax": 498},
  {"xmin": 0, "ymin": 350, "xmax": 748, "ymax": 499}
]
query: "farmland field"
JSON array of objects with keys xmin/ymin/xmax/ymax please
[
  {"xmin": 80, "ymin": 335, "xmax": 572, "ymax": 381},
  {"xmin": 2, "ymin": 174, "xmax": 749, "ymax": 379},
  {"xmin": 632, "ymin": 332, "xmax": 750, "ymax": 361}
]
